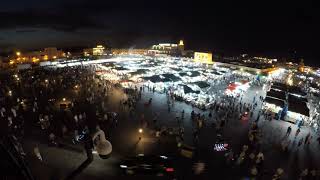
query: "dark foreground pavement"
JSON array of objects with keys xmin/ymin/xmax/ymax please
[{"xmin": 21, "ymin": 86, "xmax": 320, "ymax": 180}]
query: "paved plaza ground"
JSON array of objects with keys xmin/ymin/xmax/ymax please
[{"xmin": 20, "ymin": 81, "xmax": 320, "ymax": 180}]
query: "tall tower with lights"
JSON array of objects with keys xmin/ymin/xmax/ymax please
[
  {"xmin": 298, "ymin": 59, "xmax": 304, "ymax": 72},
  {"xmin": 178, "ymin": 40, "xmax": 185, "ymax": 56}
]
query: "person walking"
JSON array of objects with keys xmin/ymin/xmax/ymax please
[
  {"xmin": 304, "ymin": 133, "xmax": 311, "ymax": 145},
  {"xmin": 272, "ymin": 168, "xmax": 284, "ymax": 180},
  {"xmin": 295, "ymin": 128, "xmax": 301, "ymax": 139},
  {"xmin": 250, "ymin": 165, "xmax": 258, "ymax": 178},
  {"xmin": 285, "ymin": 126, "xmax": 292, "ymax": 137},
  {"xmin": 193, "ymin": 128, "xmax": 199, "ymax": 145},
  {"xmin": 298, "ymin": 138, "xmax": 304, "ymax": 147},
  {"xmin": 307, "ymin": 136, "xmax": 312, "ymax": 145},
  {"xmin": 34, "ymin": 146, "xmax": 43, "ymax": 161},
  {"xmin": 181, "ymin": 110, "xmax": 185, "ymax": 119},
  {"xmin": 256, "ymin": 152, "xmax": 264, "ymax": 166}
]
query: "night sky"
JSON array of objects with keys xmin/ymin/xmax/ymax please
[{"xmin": 0, "ymin": 0, "xmax": 319, "ymax": 65}]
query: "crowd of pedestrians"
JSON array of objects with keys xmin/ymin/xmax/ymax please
[{"xmin": 1, "ymin": 64, "xmax": 320, "ymax": 179}]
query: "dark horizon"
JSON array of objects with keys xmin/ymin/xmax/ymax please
[{"xmin": 0, "ymin": 0, "xmax": 319, "ymax": 65}]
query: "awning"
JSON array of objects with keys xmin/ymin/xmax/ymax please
[
  {"xmin": 179, "ymin": 84, "xmax": 200, "ymax": 94},
  {"xmin": 288, "ymin": 94, "xmax": 307, "ymax": 103},
  {"xmin": 189, "ymin": 71, "xmax": 200, "ymax": 77},
  {"xmin": 193, "ymin": 81, "xmax": 210, "ymax": 89},
  {"xmin": 265, "ymin": 96, "xmax": 285, "ymax": 107},
  {"xmin": 288, "ymin": 86, "xmax": 307, "ymax": 97},
  {"xmin": 288, "ymin": 95, "xmax": 309, "ymax": 117},
  {"xmin": 266, "ymin": 89, "xmax": 286, "ymax": 100},
  {"xmin": 113, "ymin": 66, "xmax": 128, "ymax": 71},
  {"xmin": 143, "ymin": 75, "xmax": 174, "ymax": 83},
  {"xmin": 129, "ymin": 69, "xmax": 149, "ymax": 76},
  {"xmin": 271, "ymin": 82, "xmax": 288, "ymax": 92},
  {"xmin": 161, "ymin": 74, "xmax": 181, "ymax": 82}
]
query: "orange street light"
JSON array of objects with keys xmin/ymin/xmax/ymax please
[{"xmin": 138, "ymin": 128, "xmax": 143, "ymax": 141}]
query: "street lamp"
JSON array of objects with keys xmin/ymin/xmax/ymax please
[
  {"xmin": 138, "ymin": 128, "xmax": 143, "ymax": 140},
  {"xmin": 139, "ymin": 128, "xmax": 143, "ymax": 133},
  {"xmin": 63, "ymin": 98, "xmax": 66, "ymax": 102},
  {"xmin": 16, "ymin": 52, "xmax": 21, "ymax": 56}
]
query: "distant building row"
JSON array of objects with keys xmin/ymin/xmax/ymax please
[
  {"xmin": 8, "ymin": 47, "xmax": 67, "ymax": 65},
  {"xmin": 82, "ymin": 40, "xmax": 187, "ymax": 57}
]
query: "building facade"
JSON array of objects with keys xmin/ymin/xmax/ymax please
[
  {"xmin": 9, "ymin": 47, "xmax": 65, "ymax": 65},
  {"xmin": 43, "ymin": 47, "xmax": 64, "ymax": 60},
  {"xmin": 148, "ymin": 40, "xmax": 185, "ymax": 56},
  {"xmin": 93, "ymin": 45, "xmax": 105, "ymax": 56},
  {"xmin": 194, "ymin": 52, "xmax": 213, "ymax": 64},
  {"xmin": 83, "ymin": 45, "xmax": 107, "ymax": 56}
]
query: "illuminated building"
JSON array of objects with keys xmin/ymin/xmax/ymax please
[
  {"xmin": 194, "ymin": 52, "xmax": 213, "ymax": 64},
  {"xmin": 178, "ymin": 40, "xmax": 184, "ymax": 51},
  {"xmin": 32, "ymin": 57, "xmax": 40, "ymax": 63},
  {"xmin": 252, "ymin": 57, "xmax": 277, "ymax": 64},
  {"xmin": 43, "ymin": 47, "xmax": 64, "ymax": 60},
  {"xmin": 83, "ymin": 45, "xmax": 107, "ymax": 56},
  {"xmin": 93, "ymin": 45, "xmax": 105, "ymax": 56},
  {"xmin": 9, "ymin": 47, "xmax": 65, "ymax": 64},
  {"xmin": 148, "ymin": 40, "xmax": 184, "ymax": 56},
  {"xmin": 178, "ymin": 40, "xmax": 185, "ymax": 56},
  {"xmin": 214, "ymin": 60, "xmax": 278, "ymax": 75},
  {"xmin": 43, "ymin": 55, "xmax": 49, "ymax": 61},
  {"xmin": 83, "ymin": 48, "xmax": 93, "ymax": 56},
  {"xmin": 298, "ymin": 59, "xmax": 304, "ymax": 72}
]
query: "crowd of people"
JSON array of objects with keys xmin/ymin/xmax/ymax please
[
  {"xmin": 141, "ymin": 70, "xmax": 320, "ymax": 179},
  {"xmin": 1, "ymin": 64, "xmax": 320, "ymax": 179},
  {"xmin": 0, "ymin": 65, "xmax": 123, "ymax": 161}
]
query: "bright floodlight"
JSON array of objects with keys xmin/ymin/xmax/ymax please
[{"xmin": 139, "ymin": 128, "xmax": 143, "ymax": 133}]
